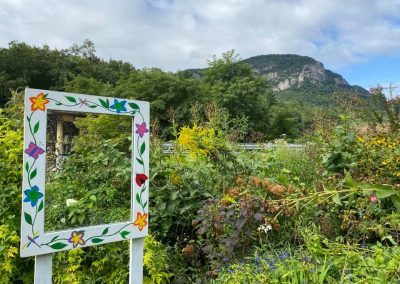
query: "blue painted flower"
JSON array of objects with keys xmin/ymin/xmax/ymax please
[
  {"xmin": 110, "ymin": 99, "xmax": 127, "ymax": 113},
  {"xmin": 24, "ymin": 185, "xmax": 44, "ymax": 207}
]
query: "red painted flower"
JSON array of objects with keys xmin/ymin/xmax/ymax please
[
  {"xmin": 370, "ymin": 195, "xmax": 378, "ymax": 203},
  {"xmin": 135, "ymin": 173, "xmax": 148, "ymax": 187}
]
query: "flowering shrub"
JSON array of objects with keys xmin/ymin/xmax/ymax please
[
  {"xmin": 214, "ymin": 230, "xmax": 400, "ymax": 283},
  {"xmin": 355, "ymin": 132, "xmax": 400, "ymax": 183}
]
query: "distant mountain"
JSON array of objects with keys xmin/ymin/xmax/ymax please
[{"xmin": 189, "ymin": 54, "xmax": 369, "ymax": 105}]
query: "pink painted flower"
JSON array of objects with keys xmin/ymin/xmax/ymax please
[
  {"xmin": 135, "ymin": 122, "xmax": 149, "ymax": 138},
  {"xmin": 25, "ymin": 142, "xmax": 45, "ymax": 160},
  {"xmin": 370, "ymin": 195, "xmax": 378, "ymax": 203}
]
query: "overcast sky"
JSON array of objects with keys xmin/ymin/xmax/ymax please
[{"xmin": 1, "ymin": 0, "xmax": 399, "ymax": 89}]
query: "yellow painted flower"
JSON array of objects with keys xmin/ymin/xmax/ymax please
[
  {"xmin": 68, "ymin": 231, "xmax": 86, "ymax": 248},
  {"xmin": 133, "ymin": 212, "xmax": 148, "ymax": 231},
  {"xmin": 30, "ymin": 92, "xmax": 49, "ymax": 111}
]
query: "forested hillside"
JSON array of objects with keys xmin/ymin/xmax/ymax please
[{"xmin": 0, "ymin": 41, "xmax": 369, "ymax": 140}]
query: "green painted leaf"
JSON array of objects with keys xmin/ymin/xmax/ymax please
[
  {"xmin": 102, "ymin": 228, "xmax": 109, "ymax": 235},
  {"xmin": 99, "ymin": 98, "xmax": 109, "ymax": 109},
  {"xmin": 128, "ymin": 102, "xmax": 140, "ymax": 111},
  {"xmin": 136, "ymin": 158, "xmax": 144, "ymax": 165},
  {"xmin": 136, "ymin": 193, "xmax": 141, "ymax": 204},
  {"xmin": 26, "ymin": 115, "xmax": 31, "ymax": 122},
  {"xmin": 120, "ymin": 231, "xmax": 130, "ymax": 239},
  {"xmin": 25, "ymin": 162, "xmax": 29, "ymax": 172},
  {"xmin": 33, "ymin": 122, "xmax": 40, "ymax": 134},
  {"xmin": 140, "ymin": 142, "xmax": 146, "ymax": 155},
  {"xmin": 50, "ymin": 242, "xmax": 68, "ymax": 250},
  {"xmin": 38, "ymin": 200, "xmax": 44, "ymax": 212},
  {"xmin": 24, "ymin": 212, "xmax": 33, "ymax": 225},
  {"xmin": 55, "ymin": 102, "xmax": 62, "ymax": 106},
  {"xmin": 143, "ymin": 201, "xmax": 148, "ymax": 209},
  {"xmin": 30, "ymin": 168, "xmax": 37, "ymax": 180},
  {"xmin": 91, "ymin": 238, "xmax": 104, "ymax": 244},
  {"xmin": 65, "ymin": 96, "xmax": 77, "ymax": 103},
  {"xmin": 88, "ymin": 104, "xmax": 97, "ymax": 108}
]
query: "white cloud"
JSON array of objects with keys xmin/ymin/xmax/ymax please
[{"xmin": 0, "ymin": 0, "xmax": 399, "ymax": 71}]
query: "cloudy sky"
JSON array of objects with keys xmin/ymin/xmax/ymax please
[{"xmin": 1, "ymin": 0, "xmax": 399, "ymax": 89}]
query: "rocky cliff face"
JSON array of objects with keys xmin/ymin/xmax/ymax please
[{"xmin": 245, "ymin": 55, "xmax": 349, "ymax": 91}]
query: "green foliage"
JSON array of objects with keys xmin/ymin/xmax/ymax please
[
  {"xmin": 143, "ymin": 235, "xmax": 173, "ymax": 284},
  {"xmin": 46, "ymin": 115, "xmax": 132, "ymax": 231},
  {"xmin": 0, "ymin": 91, "xmax": 33, "ymax": 282},
  {"xmin": 214, "ymin": 229, "xmax": 400, "ymax": 283},
  {"xmin": 320, "ymin": 115, "xmax": 358, "ymax": 173}
]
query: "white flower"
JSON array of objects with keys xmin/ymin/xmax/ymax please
[
  {"xmin": 66, "ymin": 198, "xmax": 79, "ymax": 207},
  {"xmin": 61, "ymin": 217, "xmax": 66, "ymax": 223},
  {"xmin": 257, "ymin": 224, "xmax": 272, "ymax": 234}
]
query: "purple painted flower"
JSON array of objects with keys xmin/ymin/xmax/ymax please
[
  {"xmin": 68, "ymin": 231, "xmax": 86, "ymax": 248},
  {"xmin": 25, "ymin": 142, "xmax": 45, "ymax": 160},
  {"xmin": 24, "ymin": 186, "xmax": 44, "ymax": 207},
  {"xmin": 135, "ymin": 122, "xmax": 149, "ymax": 138}
]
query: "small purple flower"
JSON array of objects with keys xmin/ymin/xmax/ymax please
[
  {"xmin": 304, "ymin": 256, "xmax": 312, "ymax": 262},
  {"xmin": 345, "ymin": 269, "xmax": 352, "ymax": 280},
  {"xmin": 279, "ymin": 252, "xmax": 289, "ymax": 260},
  {"xmin": 223, "ymin": 257, "xmax": 229, "ymax": 262},
  {"xmin": 135, "ymin": 122, "xmax": 149, "ymax": 138},
  {"xmin": 68, "ymin": 231, "xmax": 86, "ymax": 248},
  {"xmin": 310, "ymin": 267, "xmax": 316, "ymax": 273},
  {"xmin": 24, "ymin": 186, "xmax": 44, "ymax": 207},
  {"xmin": 268, "ymin": 262, "xmax": 276, "ymax": 269},
  {"xmin": 25, "ymin": 142, "xmax": 45, "ymax": 160}
]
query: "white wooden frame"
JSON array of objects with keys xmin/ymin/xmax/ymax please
[{"xmin": 20, "ymin": 88, "xmax": 149, "ymax": 283}]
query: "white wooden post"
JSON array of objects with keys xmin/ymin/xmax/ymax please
[
  {"xmin": 56, "ymin": 115, "xmax": 64, "ymax": 156},
  {"xmin": 34, "ymin": 254, "xmax": 53, "ymax": 284},
  {"xmin": 129, "ymin": 238, "xmax": 144, "ymax": 284}
]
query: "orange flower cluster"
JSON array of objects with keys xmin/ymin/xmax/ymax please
[{"xmin": 236, "ymin": 175, "xmax": 295, "ymax": 197}]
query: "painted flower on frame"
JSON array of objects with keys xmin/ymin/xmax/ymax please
[
  {"xmin": 25, "ymin": 142, "xmax": 45, "ymax": 160},
  {"xmin": 133, "ymin": 212, "xmax": 148, "ymax": 231},
  {"xmin": 68, "ymin": 231, "xmax": 86, "ymax": 248},
  {"xmin": 110, "ymin": 99, "xmax": 127, "ymax": 113},
  {"xmin": 135, "ymin": 173, "xmax": 148, "ymax": 187},
  {"xmin": 24, "ymin": 185, "xmax": 44, "ymax": 207},
  {"xmin": 30, "ymin": 92, "xmax": 49, "ymax": 111},
  {"xmin": 135, "ymin": 122, "xmax": 149, "ymax": 138}
]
